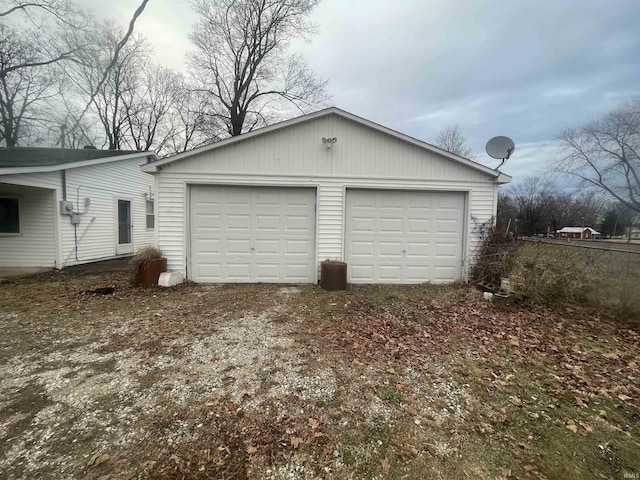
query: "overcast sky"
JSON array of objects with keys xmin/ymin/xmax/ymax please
[{"xmin": 84, "ymin": 0, "xmax": 640, "ymax": 184}]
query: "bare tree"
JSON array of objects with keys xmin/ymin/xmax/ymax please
[
  {"xmin": 507, "ymin": 175, "xmax": 556, "ymax": 236},
  {"xmin": 435, "ymin": 124, "xmax": 473, "ymax": 159},
  {"xmin": 188, "ymin": 0, "xmax": 330, "ymax": 138},
  {"xmin": 69, "ymin": 22, "xmax": 150, "ymax": 149},
  {"xmin": 556, "ymin": 97, "xmax": 640, "ymax": 214},
  {"xmin": 0, "ymin": 0, "xmax": 82, "ymax": 81},
  {"xmin": 120, "ymin": 64, "xmax": 181, "ymax": 152}
]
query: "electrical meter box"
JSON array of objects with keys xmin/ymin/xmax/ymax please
[
  {"xmin": 70, "ymin": 213, "xmax": 81, "ymax": 225},
  {"xmin": 59, "ymin": 200, "xmax": 74, "ymax": 215}
]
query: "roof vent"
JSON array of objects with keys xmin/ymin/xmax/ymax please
[{"xmin": 83, "ymin": 145, "xmax": 97, "ymax": 150}]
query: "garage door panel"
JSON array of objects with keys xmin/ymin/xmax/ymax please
[
  {"xmin": 379, "ymin": 265, "xmax": 402, "ymax": 281},
  {"xmin": 350, "ymin": 240, "xmax": 374, "ymax": 256},
  {"xmin": 346, "ymin": 189, "xmax": 464, "ymax": 284},
  {"xmin": 406, "ymin": 241, "xmax": 430, "ymax": 257},
  {"xmin": 195, "ymin": 213, "xmax": 221, "ymax": 230},
  {"xmin": 285, "ymin": 215, "xmax": 313, "ymax": 231},
  {"xmin": 350, "ymin": 264, "xmax": 374, "ymax": 280},
  {"xmin": 227, "ymin": 239, "xmax": 251, "ymax": 255},
  {"xmin": 285, "ymin": 239, "xmax": 313, "ymax": 255},
  {"xmin": 435, "ymin": 242, "xmax": 459, "ymax": 258},
  {"xmin": 190, "ymin": 186, "xmax": 316, "ymax": 283},
  {"xmin": 379, "ymin": 241, "xmax": 402, "ymax": 256},
  {"xmin": 435, "ymin": 218, "xmax": 460, "ymax": 234},
  {"xmin": 351, "ymin": 217, "xmax": 375, "ymax": 233},
  {"xmin": 408, "ymin": 218, "xmax": 430, "ymax": 233},
  {"xmin": 380, "ymin": 218, "xmax": 403, "ymax": 234},
  {"xmin": 256, "ymin": 215, "xmax": 280, "ymax": 231}
]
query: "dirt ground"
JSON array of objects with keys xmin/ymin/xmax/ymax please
[{"xmin": 0, "ymin": 270, "xmax": 639, "ymax": 479}]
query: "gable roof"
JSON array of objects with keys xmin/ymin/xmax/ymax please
[
  {"xmin": 557, "ymin": 227, "xmax": 601, "ymax": 234},
  {"xmin": 140, "ymin": 107, "xmax": 512, "ymax": 183},
  {"xmin": 0, "ymin": 147, "xmax": 158, "ymax": 175}
]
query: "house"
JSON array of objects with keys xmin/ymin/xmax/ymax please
[
  {"xmin": 1, "ymin": 147, "xmax": 158, "ymax": 270},
  {"xmin": 141, "ymin": 107, "xmax": 512, "ymax": 284},
  {"xmin": 556, "ymin": 226, "xmax": 601, "ymax": 239},
  {"xmin": 628, "ymin": 228, "xmax": 640, "ymax": 240}
]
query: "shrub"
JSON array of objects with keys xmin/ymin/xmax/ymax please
[
  {"xmin": 470, "ymin": 219, "xmax": 520, "ymax": 286},
  {"xmin": 128, "ymin": 246, "xmax": 163, "ymax": 280}
]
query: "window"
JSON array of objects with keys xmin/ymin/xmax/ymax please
[
  {"xmin": 146, "ymin": 199, "xmax": 155, "ymax": 229},
  {"xmin": 0, "ymin": 197, "xmax": 20, "ymax": 234}
]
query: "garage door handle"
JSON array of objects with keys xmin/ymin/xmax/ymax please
[
  {"xmin": 401, "ymin": 249, "xmax": 406, "ymax": 253},
  {"xmin": 251, "ymin": 247, "xmax": 255, "ymax": 251}
]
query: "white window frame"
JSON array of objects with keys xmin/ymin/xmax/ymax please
[
  {"xmin": 145, "ymin": 199, "xmax": 155, "ymax": 230},
  {"xmin": 0, "ymin": 196, "xmax": 21, "ymax": 236}
]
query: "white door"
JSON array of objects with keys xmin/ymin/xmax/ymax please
[
  {"xmin": 345, "ymin": 189, "xmax": 465, "ymax": 284},
  {"xmin": 189, "ymin": 185, "xmax": 316, "ymax": 283},
  {"xmin": 116, "ymin": 199, "xmax": 133, "ymax": 255}
]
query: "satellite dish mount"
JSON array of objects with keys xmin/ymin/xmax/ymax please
[{"xmin": 485, "ymin": 136, "xmax": 515, "ymax": 171}]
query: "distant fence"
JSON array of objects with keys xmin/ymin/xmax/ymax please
[
  {"xmin": 471, "ymin": 237, "xmax": 640, "ymax": 319},
  {"xmin": 513, "ymin": 239, "xmax": 640, "ymax": 318}
]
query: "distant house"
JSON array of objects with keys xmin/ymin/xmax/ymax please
[
  {"xmin": 628, "ymin": 228, "xmax": 640, "ymax": 240},
  {"xmin": 556, "ymin": 226, "xmax": 601, "ymax": 239},
  {"xmin": 1, "ymin": 147, "xmax": 158, "ymax": 270}
]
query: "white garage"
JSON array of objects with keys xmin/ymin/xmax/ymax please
[{"xmin": 142, "ymin": 107, "xmax": 511, "ymax": 284}]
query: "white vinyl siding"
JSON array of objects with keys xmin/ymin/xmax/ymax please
[
  {"xmin": 0, "ymin": 184, "xmax": 56, "ymax": 267},
  {"xmin": 59, "ymin": 158, "xmax": 155, "ymax": 266},
  {"xmin": 0, "ymin": 156, "xmax": 155, "ymax": 268}
]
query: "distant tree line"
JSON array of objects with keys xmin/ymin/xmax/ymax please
[
  {"xmin": 0, "ymin": 0, "xmax": 329, "ymax": 155},
  {"xmin": 497, "ymin": 175, "xmax": 638, "ymax": 238}
]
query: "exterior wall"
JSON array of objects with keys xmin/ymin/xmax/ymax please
[
  {"xmin": 0, "ymin": 182, "xmax": 57, "ymax": 267},
  {"xmin": 157, "ymin": 174, "xmax": 496, "ymax": 280},
  {"xmin": 153, "ymin": 114, "xmax": 501, "ymax": 282},
  {"xmin": 1, "ymin": 157, "xmax": 155, "ymax": 268},
  {"xmin": 59, "ymin": 158, "xmax": 155, "ymax": 267}
]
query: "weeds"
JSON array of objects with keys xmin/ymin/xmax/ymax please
[
  {"xmin": 470, "ymin": 218, "xmax": 520, "ymax": 285},
  {"xmin": 380, "ymin": 387, "xmax": 402, "ymax": 405}
]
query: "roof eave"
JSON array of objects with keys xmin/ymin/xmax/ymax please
[{"xmin": 1, "ymin": 151, "xmax": 158, "ymax": 175}]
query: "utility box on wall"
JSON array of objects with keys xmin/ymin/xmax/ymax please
[{"xmin": 59, "ymin": 201, "xmax": 73, "ymax": 215}]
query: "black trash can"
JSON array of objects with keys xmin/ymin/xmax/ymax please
[{"xmin": 320, "ymin": 261, "xmax": 347, "ymax": 291}]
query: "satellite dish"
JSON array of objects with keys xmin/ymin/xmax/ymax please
[
  {"xmin": 486, "ymin": 136, "xmax": 515, "ymax": 160},
  {"xmin": 486, "ymin": 136, "xmax": 515, "ymax": 171}
]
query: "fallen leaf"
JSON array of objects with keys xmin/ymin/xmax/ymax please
[
  {"xmin": 618, "ymin": 394, "xmax": 632, "ymax": 401},
  {"xmin": 290, "ymin": 437, "xmax": 303, "ymax": 449},
  {"xmin": 308, "ymin": 417, "xmax": 320, "ymax": 429},
  {"xmin": 89, "ymin": 453, "xmax": 110, "ymax": 468},
  {"xmin": 511, "ymin": 396, "xmax": 523, "ymax": 406},
  {"xmin": 381, "ymin": 457, "xmax": 391, "ymax": 471},
  {"xmin": 566, "ymin": 421, "xmax": 578, "ymax": 433},
  {"xmin": 140, "ymin": 460, "xmax": 156, "ymax": 468},
  {"xmin": 246, "ymin": 446, "xmax": 258, "ymax": 455}
]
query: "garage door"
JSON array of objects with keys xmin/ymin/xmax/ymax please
[
  {"xmin": 190, "ymin": 185, "xmax": 316, "ymax": 283},
  {"xmin": 345, "ymin": 189, "xmax": 465, "ymax": 284}
]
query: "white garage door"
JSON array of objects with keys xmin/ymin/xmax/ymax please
[
  {"xmin": 190, "ymin": 185, "xmax": 316, "ymax": 283},
  {"xmin": 345, "ymin": 189, "xmax": 465, "ymax": 284}
]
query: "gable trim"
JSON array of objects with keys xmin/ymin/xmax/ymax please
[{"xmin": 140, "ymin": 107, "xmax": 512, "ymax": 182}]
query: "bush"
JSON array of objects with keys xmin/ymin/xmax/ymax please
[
  {"xmin": 128, "ymin": 246, "xmax": 163, "ymax": 280},
  {"xmin": 513, "ymin": 242, "xmax": 640, "ymax": 319},
  {"xmin": 470, "ymin": 219, "xmax": 520, "ymax": 286}
]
